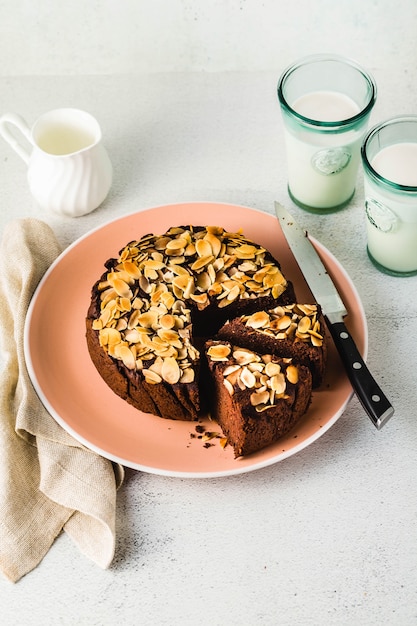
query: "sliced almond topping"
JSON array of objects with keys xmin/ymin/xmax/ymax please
[
  {"xmin": 226, "ymin": 284, "xmax": 241, "ymax": 302},
  {"xmin": 270, "ymin": 373, "xmax": 286, "ymax": 394},
  {"xmin": 223, "ymin": 364, "xmax": 241, "ymax": 377},
  {"xmin": 122, "ymin": 260, "xmax": 142, "ymax": 279},
  {"xmin": 195, "ymin": 239, "xmax": 213, "ymax": 258},
  {"xmin": 245, "ymin": 310, "xmax": 270, "ymax": 329},
  {"xmin": 240, "ymin": 367, "xmax": 256, "ymax": 388},
  {"xmin": 191, "ymin": 255, "xmax": 215, "ymax": 271},
  {"xmin": 265, "ymin": 361, "xmax": 281, "ymax": 377},
  {"xmin": 159, "ymin": 314, "xmax": 176, "ymax": 330},
  {"xmin": 157, "ymin": 329, "xmax": 182, "ymax": 348},
  {"xmin": 110, "ymin": 278, "xmax": 133, "ymax": 299},
  {"xmin": 233, "ymin": 348, "xmax": 259, "ymax": 365},
  {"xmin": 286, "ymin": 364, "xmax": 299, "ymax": 384},
  {"xmin": 118, "ymin": 345, "xmax": 136, "ymax": 370},
  {"xmin": 297, "ymin": 316, "xmax": 312, "ymax": 334},
  {"xmin": 250, "ymin": 390, "xmax": 270, "ymax": 406},
  {"xmin": 204, "ymin": 232, "xmax": 222, "ymax": 257},
  {"xmin": 190, "ymin": 293, "xmax": 209, "ymax": 307},
  {"xmin": 161, "ymin": 356, "xmax": 181, "ymax": 384},
  {"xmin": 196, "ymin": 271, "xmax": 211, "ymax": 291},
  {"xmin": 142, "ymin": 369, "xmax": 162, "ymax": 384},
  {"xmin": 234, "ymin": 243, "xmax": 258, "ymax": 259},
  {"xmin": 180, "ymin": 368, "xmax": 195, "ymax": 383},
  {"xmin": 165, "ymin": 237, "xmax": 188, "ymax": 251},
  {"xmin": 137, "ymin": 310, "xmax": 159, "ymax": 329},
  {"xmin": 311, "ymin": 335, "xmax": 323, "ymax": 347},
  {"xmin": 207, "ymin": 344, "xmax": 231, "ymax": 361},
  {"xmin": 223, "ymin": 378, "xmax": 234, "ymax": 395}
]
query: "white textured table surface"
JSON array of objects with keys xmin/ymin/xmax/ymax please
[{"xmin": 1, "ymin": 2, "xmax": 417, "ymax": 625}]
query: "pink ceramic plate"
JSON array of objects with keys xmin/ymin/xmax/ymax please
[{"xmin": 24, "ymin": 203, "xmax": 367, "ymax": 477}]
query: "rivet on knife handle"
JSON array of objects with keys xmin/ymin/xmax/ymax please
[{"xmin": 327, "ymin": 320, "xmax": 394, "ymax": 429}]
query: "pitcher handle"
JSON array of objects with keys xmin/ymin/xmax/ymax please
[{"xmin": 0, "ymin": 113, "xmax": 33, "ymax": 164}]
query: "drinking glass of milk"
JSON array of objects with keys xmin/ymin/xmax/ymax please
[
  {"xmin": 277, "ymin": 54, "xmax": 377, "ymax": 213},
  {"xmin": 361, "ymin": 116, "xmax": 417, "ymax": 276}
]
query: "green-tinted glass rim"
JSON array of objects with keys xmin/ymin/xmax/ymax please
[
  {"xmin": 277, "ymin": 53, "xmax": 377, "ymax": 129},
  {"xmin": 361, "ymin": 115, "xmax": 417, "ymax": 193}
]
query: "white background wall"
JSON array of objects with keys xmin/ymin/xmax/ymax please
[{"xmin": 0, "ymin": 0, "xmax": 416, "ymax": 77}]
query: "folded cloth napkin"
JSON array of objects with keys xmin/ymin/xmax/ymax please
[{"xmin": 0, "ymin": 218, "xmax": 124, "ymax": 583}]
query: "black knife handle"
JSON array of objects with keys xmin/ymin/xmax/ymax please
[{"xmin": 327, "ymin": 321, "xmax": 394, "ymax": 429}]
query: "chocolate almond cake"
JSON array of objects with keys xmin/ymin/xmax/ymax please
[
  {"xmin": 86, "ymin": 225, "xmax": 295, "ymax": 422},
  {"xmin": 86, "ymin": 224, "xmax": 327, "ymax": 456},
  {"xmin": 205, "ymin": 340, "xmax": 313, "ymax": 457}
]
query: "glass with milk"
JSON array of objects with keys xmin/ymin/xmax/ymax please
[
  {"xmin": 277, "ymin": 54, "xmax": 377, "ymax": 213},
  {"xmin": 361, "ymin": 116, "xmax": 417, "ymax": 276}
]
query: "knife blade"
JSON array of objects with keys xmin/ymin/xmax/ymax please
[{"xmin": 274, "ymin": 201, "xmax": 394, "ymax": 429}]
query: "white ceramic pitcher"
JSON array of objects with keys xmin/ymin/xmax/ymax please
[{"xmin": 0, "ymin": 108, "xmax": 113, "ymax": 217}]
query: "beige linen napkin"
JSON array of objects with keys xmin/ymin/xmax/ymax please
[{"xmin": 0, "ymin": 218, "xmax": 124, "ymax": 583}]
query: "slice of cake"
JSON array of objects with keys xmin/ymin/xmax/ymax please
[
  {"xmin": 216, "ymin": 303, "xmax": 327, "ymax": 387},
  {"xmin": 205, "ymin": 340, "xmax": 313, "ymax": 457}
]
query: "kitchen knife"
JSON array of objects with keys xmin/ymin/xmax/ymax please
[{"xmin": 274, "ymin": 201, "xmax": 394, "ymax": 429}]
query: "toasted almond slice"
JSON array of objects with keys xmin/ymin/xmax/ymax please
[
  {"xmin": 191, "ymin": 255, "xmax": 215, "ymax": 271},
  {"xmin": 160, "ymin": 291, "xmax": 176, "ymax": 310},
  {"xmin": 204, "ymin": 232, "xmax": 222, "ymax": 257},
  {"xmin": 250, "ymin": 390, "xmax": 270, "ymax": 406},
  {"xmin": 264, "ymin": 361, "xmax": 281, "ymax": 377},
  {"xmin": 207, "ymin": 344, "xmax": 231, "ymax": 361},
  {"xmin": 247, "ymin": 362, "xmax": 264, "ymax": 372},
  {"xmin": 275, "ymin": 315, "xmax": 292, "ymax": 330},
  {"xmin": 223, "ymin": 378, "xmax": 234, "ymax": 395},
  {"xmin": 122, "ymin": 260, "xmax": 142, "ymax": 279},
  {"xmin": 196, "ymin": 271, "xmax": 211, "ymax": 291},
  {"xmin": 297, "ymin": 304, "xmax": 317, "ymax": 315},
  {"xmin": 272, "ymin": 284, "xmax": 286, "ymax": 299},
  {"xmin": 234, "ymin": 243, "xmax": 257, "ymax": 259},
  {"xmin": 245, "ymin": 310, "xmax": 270, "ymax": 329},
  {"xmin": 139, "ymin": 275, "xmax": 152, "ymax": 294},
  {"xmin": 270, "ymin": 373, "xmax": 286, "ymax": 394},
  {"xmin": 142, "ymin": 369, "xmax": 162, "ymax": 384},
  {"xmin": 255, "ymin": 403, "xmax": 275, "ymax": 413},
  {"xmin": 117, "ymin": 297, "xmax": 131, "ymax": 312},
  {"xmin": 158, "ymin": 329, "xmax": 182, "ymax": 348},
  {"xmin": 297, "ymin": 316, "xmax": 312, "ymax": 334},
  {"xmin": 180, "ymin": 368, "xmax": 195, "ymax": 383},
  {"xmin": 195, "ymin": 239, "xmax": 213, "ymax": 258},
  {"xmin": 233, "ymin": 348, "xmax": 259, "ymax": 365},
  {"xmin": 154, "ymin": 236, "xmax": 172, "ymax": 250},
  {"xmin": 311, "ymin": 335, "xmax": 323, "ymax": 347},
  {"xmin": 165, "ymin": 237, "xmax": 188, "ymax": 251},
  {"xmin": 127, "ymin": 309, "xmax": 141, "ymax": 329},
  {"xmin": 223, "ymin": 364, "xmax": 241, "ymax": 377},
  {"xmin": 144, "ymin": 259, "xmax": 165, "ymax": 271},
  {"xmin": 137, "ymin": 310, "xmax": 159, "ymax": 328},
  {"xmin": 108, "ymin": 270, "xmax": 133, "ymax": 285},
  {"xmin": 159, "ymin": 314, "xmax": 176, "ymax": 329},
  {"xmin": 190, "ymin": 293, "xmax": 209, "ymax": 307},
  {"xmin": 286, "ymin": 364, "xmax": 299, "ymax": 384},
  {"xmin": 118, "ymin": 345, "xmax": 136, "ymax": 370},
  {"xmin": 105, "ymin": 328, "xmax": 122, "ymax": 347},
  {"xmin": 240, "ymin": 366, "xmax": 256, "ymax": 388},
  {"xmin": 161, "ymin": 356, "xmax": 181, "ymax": 384},
  {"xmin": 100, "ymin": 287, "xmax": 117, "ymax": 307},
  {"xmin": 226, "ymin": 284, "xmax": 241, "ymax": 302}
]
